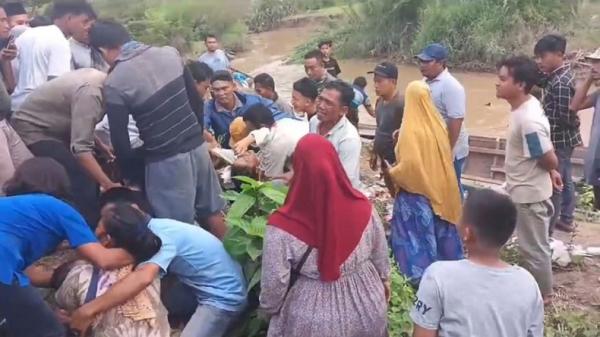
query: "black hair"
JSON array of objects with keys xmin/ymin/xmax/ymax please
[
  {"xmin": 497, "ymin": 56, "xmax": 540, "ymax": 94},
  {"xmin": 102, "ymin": 203, "xmax": 162, "ymax": 264},
  {"xmin": 253, "ymin": 73, "xmax": 275, "ymax": 91},
  {"xmin": 3, "ymin": 157, "xmax": 71, "ymax": 200},
  {"xmin": 204, "ymin": 34, "xmax": 217, "ymax": 42},
  {"xmin": 99, "ymin": 187, "xmax": 154, "ymax": 215},
  {"xmin": 29, "ymin": 15, "xmax": 53, "ymax": 27},
  {"xmin": 50, "ymin": 1, "xmax": 96, "ymax": 21},
  {"xmin": 323, "ymin": 81, "xmax": 354, "ymax": 108},
  {"xmin": 89, "ymin": 20, "xmax": 131, "ymax": 50},
  {"xmin": 463, "ymin": 189, "xmax": 517, "ymax": 248},
  {"xmin": 304, "ymin": 49, "xmax": 324, "ymax": 64},
  {"xmin": 210, "ymin": 70, "xmax": 233, "ymax": 84},
  {"xmin": 534, "ymin": 34, "xmax": 567, "ymax": 56},
  {"xmin": 353, "ymin": 76, "xmax": 367, "ymax": 88},
  {"xmin": 187, "ymin": 61, "xmax": 213, "ymax": 83},
  {"xmin": 293, "ymin": 77, "xmax": 318, "ymax": 101},
  {"xmin": 243, "ymin": 103, "xmax": 275, "ymax": 128},
  {"xmin": 318, "ymin": 40, "xmax": 332, "ymax": 49}
]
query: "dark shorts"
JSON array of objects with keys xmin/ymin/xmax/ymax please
[{"xmin": 0, "ymin": 282, "xmax": 65, "ymax": 337}]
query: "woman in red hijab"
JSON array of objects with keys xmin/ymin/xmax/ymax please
[{"xmin": 260, "ymin": 134, "xmax": 390, "ymax": 337}]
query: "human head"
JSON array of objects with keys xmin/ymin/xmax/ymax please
[
  {"xmin": 253, "ymin": 73, "xmax": 277, "ymax": 100},
  {"xmin": 51, "ymin": 1, "xmax": 96, "ymax": 41},
  {"xmin": 97, "ymin": 203, "xmax": 161, "ymax": 264},
  {"xmin": 460, "ymin": 189, "xmax": 517, "ymax": 252},
  {"xmin": 304, "ymin": 49, "xmax": 326, "ymax": 81},
  {"xmin": 352, "ymin": 76, "xmax": 367, "ymax": 89},
  {"xmin": 416, "ymin": 43, "xmax": 448, "ymax": 79},
  {"xmin": 243, "ymin": 103, "xmax": 275, "ymax": 131},
  {"xmin": 319, "ymin": 40, "xmax": 332, "ymax": 58},
  {"xmin": 3, "ymin": 2, "xmax": 28, "ymax": 29},
  {"xmin": 316, "ymin": 81, "xmax": 353, "ymax": 125},
  {"xmin": 496, "ymin": 56, "xmax": 540, "ymax": 101},
  {"xmin": 534, "ymin": 34, "xmax": 567, "ymax": 74},
  {"xmin": 369, "ymin": 61, "xmax": 398, "ymax": 97},
  {"xmin": 89, "ymin": 20, "xmax": 132, "ymax": 66},
  {"xmin": 292, "ymin": 77, "xmax": 318, "ymax": 114},
  {"xmin": 0, "ymin": 7, "xmax": 10, "ymax": 40},
  {"xmin": 187, "ymin": 61, "xmax": 214, "ymax": 98},
  {"xmin": 29, "ymin": 15, "xmax": 52, "ymax": 28},
  {"xmin": 99, "ymin": 186, "xmax": 153, "ymax": 215},
  {"xmin": 3, "ymin": 157, "xmax": 70, "ymax": 200},
  {"xmin": 205, "ymin": 34, "xmax": 219, "ymax": 52},
  {"xmin": 586, "ymin": 47, "xmax": 600, "ymax": 74},
  {"xmin": 210, "ymin": 70, "xmax": 236, "ymax": 107}
]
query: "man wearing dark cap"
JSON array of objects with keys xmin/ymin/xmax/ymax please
[
  {"xmin": 417, "ymin": 43, "xmax": 468, "ymax": 195},
  {"xmin": 3, "ymin": 2, "xmax": 29, "ymax": 29},
  {"xmin": 368, "ymin": 62, "xmax": 404, "ymax": 167}
]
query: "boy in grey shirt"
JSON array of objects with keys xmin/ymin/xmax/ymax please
[{"xmin": 411, "ymin": 189, "xmax": 544, "ymax": 337}]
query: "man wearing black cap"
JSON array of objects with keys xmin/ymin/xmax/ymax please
[
  {"xmin": 3, "ymin": 2, "xmax": 29, "ymax": 29},
  {"xmin": 368, "ymin": 62, "xmax": 404, "ymax": 167},
  {"xmin": 417, "ymin": 43, "xmax": 468, "ymax": 195}
]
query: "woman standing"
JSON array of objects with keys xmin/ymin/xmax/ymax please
[
  {"xmin": 260, "ymin": 134, "xmax": 390, "ymax": 337},
  {"xmin": 389, "ymin": 81, "xmax": 463, "ymax": 286}
]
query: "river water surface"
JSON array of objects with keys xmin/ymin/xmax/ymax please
[{"xmin": 232, "ymin": 25, "xmax": 594, "ymax": 144}]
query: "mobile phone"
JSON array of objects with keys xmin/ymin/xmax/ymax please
[{"xmin": 6, "ymin": 35, "xmax": 16, "ymax": 50}]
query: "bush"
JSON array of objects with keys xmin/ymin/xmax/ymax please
[
  {"xmin": 246, "ymin": 0, "xmax": 297, "ymax": 33},
  {"xmin": 388, "ymin": 264, "xmax": 416, "ymax": 337}
]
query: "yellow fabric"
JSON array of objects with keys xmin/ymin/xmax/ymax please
[
  {"xmin": 390, "ymin": 81, "xmax": 462, "ymax": 224},
  {"xmin": 229, "ymin": 117, "xmax": 249, "ymax": 144},
  {"xmin": 116, "ymin": 265, "xmax": 157, "ymax": 325}
]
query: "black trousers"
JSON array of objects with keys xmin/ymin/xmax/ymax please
[
  {"xmin": 0, "ymin": 282, "xmax": 65, "ymax": 337},
  {"xmin": 29, "ymin": 140, "xmax": 99, "ymax": 227}
]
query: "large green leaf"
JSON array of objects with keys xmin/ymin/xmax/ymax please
[
  {"xmin": 233, "ymin": 175, "xmax": 262, "ymax": 188},
  {"xmin": 227, "ymin": 193, "xmax": 256, "ymax": 218},
  {"xmin": 247, "ymin": 267, "xmax": 262, "ymax": 293},
  {"xmin": 245, "ymin": 237, "xmax": 263, "ymax": 261},
  {"xmin": 221, "ymin": 190, "xmax": 240, "ymax": 201},
  {"xmin": 259, "ymin": 185, "xmax": 287, "ymax": 205},
  {"xmin": 247, "ymin": 216, "xmax": 267, "ymax": 238}
]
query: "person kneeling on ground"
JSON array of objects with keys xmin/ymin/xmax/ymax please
[
  {"xmin": 411, "ymin": 189, "xmax": 543, "ymax": 337},
  {"xmin": 52, "ymin": 197, "xmax": 170, "ymax": 337},
  {"xmin": 69, "ymin": 202, "xmax": 248, "ymax": 337},
  {"xmin": 0, "ymin": 157, "xmax": 133, "ymax": 337},
  {"xmin": 233, "ymin": 104, "xmax": 308, "ymax": 179}
]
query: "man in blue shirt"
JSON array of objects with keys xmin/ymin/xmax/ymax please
[
  {"xmin": 198, "ymin": 34, "xmax": 230, "ymax": 72},
  {"xmin": 204, "ymin": 70, "xmax": 291, "ymax": 148},
  {"xmin": 70, "ymin": 202, "xmax": 247, "ymax": 337},
  {"xmin": 417, "ymin": 43, "xmax": 468, "ymax": 196}
]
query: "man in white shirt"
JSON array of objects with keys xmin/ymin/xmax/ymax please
[
  {"xmin": 11, "ymin": 1, "xmax": 96, "ymax": 110},
  {"xmin": 198, "ymin": 34, "xmax": 230, "ymax": 72},
  {"xmin": 309, "ymin": 81, "xmax": 362, "ymax": 188}
]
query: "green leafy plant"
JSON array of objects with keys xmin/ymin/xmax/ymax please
[
  {"xmin": 545, "ymin": 308, "xmax": 600, "ymax": 337},
  {"xmin": 388, "ymin": 262, "xmax": 416, "ymax": 337},
  {"xmin": 222, "ymin": 176, "xmax": 288, "ymax": 337}
]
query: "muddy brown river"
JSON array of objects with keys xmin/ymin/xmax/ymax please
[{"xmin": 232, "ymin": 26, "xmax": 594, "ymax": 145}]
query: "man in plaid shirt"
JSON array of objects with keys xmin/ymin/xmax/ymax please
[{"xmin": 535, "ymin": 34, "xmax": 581, "ymax": 234}]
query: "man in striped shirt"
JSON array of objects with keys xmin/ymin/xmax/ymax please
[{"xmin": 89, "ymin": 21, "xmax": 227, "ymax": 239}]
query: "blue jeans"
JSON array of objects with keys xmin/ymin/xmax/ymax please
[
  {"xmin": 180, "ymin": 304, "xmax": 242, "ymax": 337},
  {"xmin": 551, "ymin": 147, "xmax": 576, "ymax": 232},
  {"xmin": 454, "ymin": 157, "xmax": 467, "ymax": 199}
]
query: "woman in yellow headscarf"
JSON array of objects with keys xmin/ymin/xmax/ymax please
[{"xmin": 389, "ymin": 80, "xmax": 463, "ymax": 286}]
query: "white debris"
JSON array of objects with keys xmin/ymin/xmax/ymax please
[
  {"xmin": 550, "ymin": 239, "xmax": 572, "ymax": 267},
  {"xmin": 586, "ymin": 247, "xmax": 600, "ymax": 256}
]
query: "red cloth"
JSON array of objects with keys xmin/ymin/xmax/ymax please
[{"xmin": 268, "ymin": 134, "xmax": 372, "ymax": 282}]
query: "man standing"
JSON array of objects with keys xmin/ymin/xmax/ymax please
[
  {"xmin": 417, "ymin": 43, "xmax": 468, "ymax": 194},
  {"xmin": 497, "ymin": 56, "xmax": 561, "ymax": 304},
  {"xmin": 12, "ymin": 1, "xmax": 96, "ymax": 110},
  {"xmin": 204, "ymin": 70, "xmax": 288, "ymax": 148},
  {"xmin": 89, "ymin": 21, "xmax": 227, "ymax": 239},
  {"xmin": 291, "ymin": 77, "xmax": 318, "ymax": 121},
  {"xmin": 535, "ymin": 34, "xmax": 581, "ymax": 234},
  {"xmin": 304, "ymin": 49, "xmax": 337, "ymax": 93},
  {"xmin": 3, "ymin": 2, "xmax": 29, "ymax": 29},
  {"xmin": 70, "ymin": 13, "xmax": 108, "ymax": 72},
  {"xmin": 253, "ymin": 72, "xmax": 294, "ymax": 115},
  {"xmin": 309, "ymin": 81, "xmax": 362, "ymax": 188},
  {"xmin": 319, "ymin": 40, "xmax": 341, "ymax": 78},
  {"xmin": 369, "ymin": 62, "xmax": 404, "ymax": 166},
  {"xmin": 348, "ymin": 76, "xmax": 375, "ymax": 129},
  {"xmin": 11, "ymin": 69, "xmax": 117, "ymax": 225},
  {"xmin": 198, "ymin": 34, "xmax": 230, "ymax": 72}
]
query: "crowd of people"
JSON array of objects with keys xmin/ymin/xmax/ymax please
[{"xmin": 0, "ymin": 1, "xmax": 599, "ymax": 337}]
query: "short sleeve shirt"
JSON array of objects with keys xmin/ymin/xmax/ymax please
[
  {"xmin": 374, "ymin": 92, "xmax": 404, "ymax": 162},
  {"xmin": 411, "ymin": 260, "xmax": 544, "ymax": 337},
  {"xmin": 0, "ymin": 194, "xmax": 97, "ymax": 286},
  {"xmin": 142, "ymin": 218, "xmax": 247, "ymax": 311},
  {"xmin": 505, "ymin": 96, "xmax": 554, "ymax": 203},
  {"xmin": 198, "ymin": 50, "xmax": 230, "ymax": 72}
]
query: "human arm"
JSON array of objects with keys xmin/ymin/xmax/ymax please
[
  {"xmin": 0, "ymin": 47, "xmax": 17, "ymax": 93},
  {"xmin": 570, "ymin": 70, "xmax": 599, "ymax": 111},
  {"xmin": 259, "ymin": 226, "xmax": 293, "ymax": 316},
  {"xmin": 183, "ymin": 67, "xmax": 204, "ymax": 128},
  {"xmin": 444, "ymin": 83, "xmax": 466, "ymax": 150},
  {"xmin": 70, "ymin": 263, "xmax": 160, "ymax": 333},
  {"xmin": 521, "ymin": 117, "xmax": 562, "ymax": 190},
  {"xmin": 233, "ymin": 133, "xmax": 255, "ymax": 154},
  {"xmin": 203, "ymin": 101, "xmax": 212, "ymax": 132},
  {"xmin": 410, "ymin": 268, "xmax": 442, "ymax": 337},
  {"xmin": 104, "ymin": 85, "xmax": 138, "ymax": 180},
  {"xmin": 364, "ymin": 95, "xmax": 375, "ymax": 117},
  {"xmin": 447, "ymin": 119, "xmax": 463, "ymax": 150}
]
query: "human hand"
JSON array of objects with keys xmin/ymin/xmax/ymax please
[
  {"xmin": 69, "ymin": 306, "xmax": 94, "ymax": 337},
  {"xmin": 551, "ymin": 170, "xmax": 563, "ymax": 191},
  {"xmin": 55, "ymin": 309, "xmax": 72, "ymax": 325},
  {"xmin": 383, "ymin": 280, "xmax": 391, "ymax": 303},
  {"xmin": 100, "ymin": 181, "xmax": 122, "ymax": 193},
  {"xmin": 233, "ymin": 136, "xmax": 254, "ymax": 155},
  {"xmin": 0, "ymin": 47, "xmax": 17, "ymax": 62},
  {"xmin": 392, "ymin": 129, "xmax": 400, "ymax": 143},
  {"xmin": 369, "ymin": 151, "xmax": 378, "ymax": 171}
]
